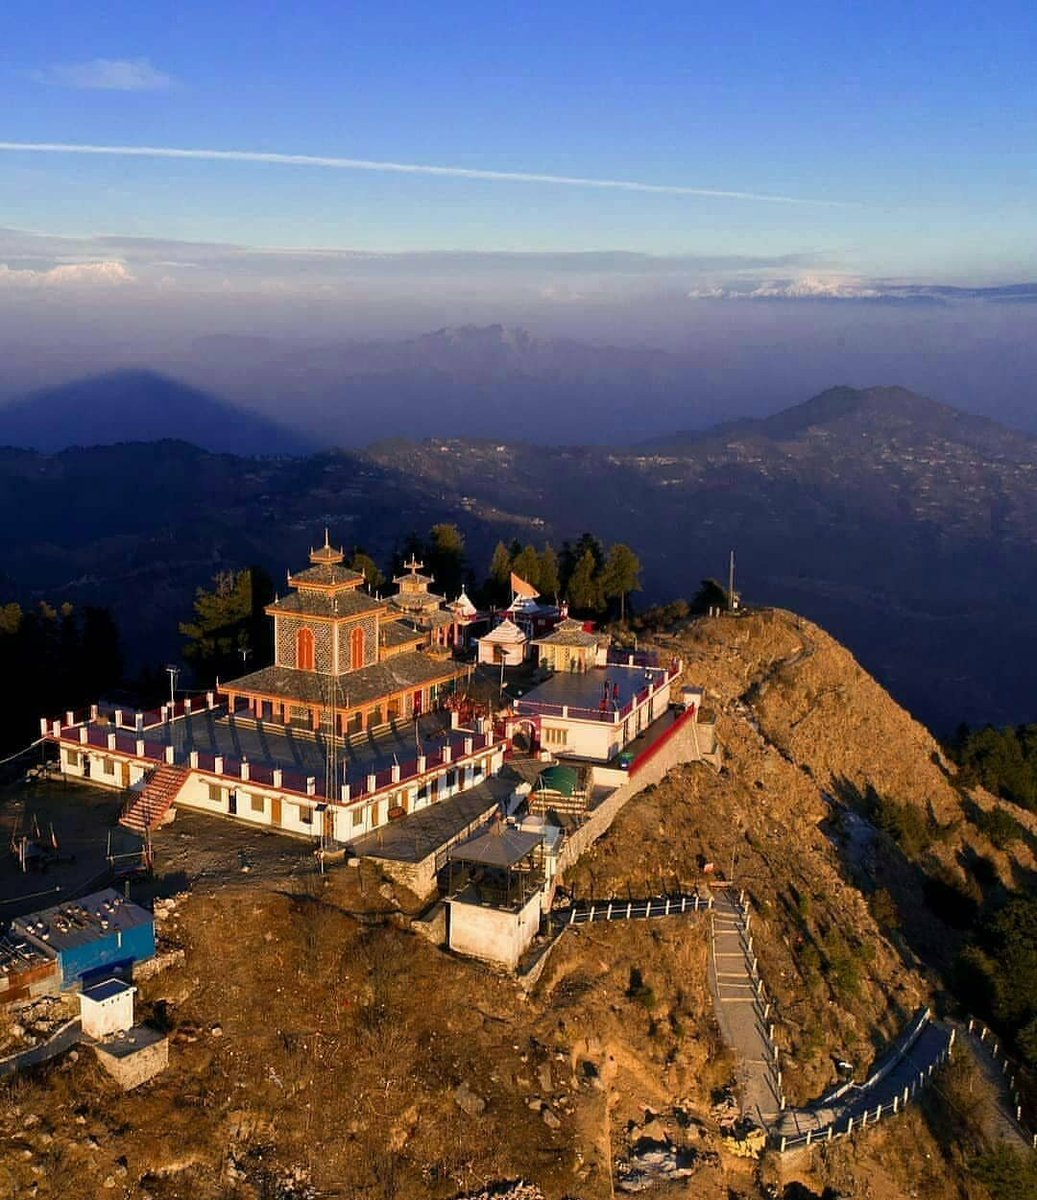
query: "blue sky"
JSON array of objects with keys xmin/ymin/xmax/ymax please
[{"xmin": 2, "ymin": 0, "xmax": 1035, "ymax": 280}]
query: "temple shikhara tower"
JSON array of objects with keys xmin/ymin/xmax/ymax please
[{"xmin": 222, "ymin": 535, "xmax": 464, "ymax": 735}]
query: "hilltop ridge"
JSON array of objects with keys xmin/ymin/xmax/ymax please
[
  {"xmin": 2, "ymin": 607, "xmax": 1031, "ymax": 1199},
  {"xmin": 640, "ymin": 384, "xmax": 1035, "ymax": 454}
]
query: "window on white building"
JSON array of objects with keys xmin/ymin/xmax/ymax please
[
  {"xmin": 298, "ymin": 805, "xmax": 313, "ymax": 825},
  {"xmin": 208, "ymin": 783, "xmax": 222, "ymax": 803},
  {"xmin": 543, "ymin": 726, "xmax": 568, "ymax": 747},
  {"xmin": 250, "ymin": 794, "xmax": 265, "ymax": 814}
]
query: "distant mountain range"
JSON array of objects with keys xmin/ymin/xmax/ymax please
[
  {"xmin": 364, "ymin": 385, "xmax": 1037, "ymax": 732},
  {"xmin": 0, "ymin": 381, "xmax": 1035, "ymax": 733},
  {"xmin": 0, "ymin": 370, "xmax": 311, "ymax": 456},
  {"xmin": 177, "ymin": 324, "xmax": 713, "ymax": 446}
]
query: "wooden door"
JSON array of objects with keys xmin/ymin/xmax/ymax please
[
  {"xmin": 121, "ymin": 762, "xmax": 130, "ymax": 788},
  {"xmin": 271, "ymin": 796, "xmax": 282, "ymax": 827}
]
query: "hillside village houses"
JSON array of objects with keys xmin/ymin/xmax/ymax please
[{"xmin": 40, "ymin": 534, "xmax": 704, "ymax": 968}]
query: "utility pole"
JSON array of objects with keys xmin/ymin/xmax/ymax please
[
  {"xmin": 728, "ymin": 550, "xmax": 737, "ymax": 612},
  {"xmin": 165, "ymin": 665, "xmax": 180, "ymax": 709}
]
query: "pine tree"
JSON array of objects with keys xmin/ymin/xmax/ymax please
[
  {"xmin": 487, "ymin": 541, "xmax": 514, "ymax": 605},
  {"xmin": 510, "ymin": 545, "xmax": 542, "ymax": 592},
  {"xmin": 426, "ymin": 523, "xmax": 466, "ymax": 597},
  {"xmin": 601, "ymin": 543, "xmax": 642, "ymax": 621},
  {"xmin": 180, "ymin": 568, "xmax": 272, "ymax": 686},
  {"xmin": 538, "ymin": 544, "xmax": 560, "ymax": 599},
  {"xmin": 350, "ymin": 549, "xmax": 385, "ymax": 591},
  {"xmin": 566, "ymin": 549, "xmax": 603, "ymax": 615}
]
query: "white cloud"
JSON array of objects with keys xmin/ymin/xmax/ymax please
[
  {"xmin": 0, "ymin": 261, "xmax": 135, "ymax": 287},
  {"xmin": 31, "ymin": 58, "xmax": 171, "ymax": 92},
  {"xmin": 689, "ymin": 274, "xmax": 884, "ymax": 301}
]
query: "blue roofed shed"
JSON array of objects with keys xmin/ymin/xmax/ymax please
[{"xmin": 12, "ymin": 888, "xmax": 156, "ymax": 988}]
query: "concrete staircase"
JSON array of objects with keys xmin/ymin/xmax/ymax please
[{"xmin": 119, "ymin": 764, "xmax": 188, "ymax": 833}]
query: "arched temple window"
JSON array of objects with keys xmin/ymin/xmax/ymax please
[
  {"xmin": 297, "ymin": 627, "xmax": 316, "ymax": 671},
  {"xmin": 350, "ymin": 625, "xmax": 365, "ymax": 670}
]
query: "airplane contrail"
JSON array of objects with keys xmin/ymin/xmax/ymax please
[{"xmin": 0, "ymin": 140, "xmax": 845, "ymax": 207}]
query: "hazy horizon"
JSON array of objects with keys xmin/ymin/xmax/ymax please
[{"xmin": 2, "ymin": 0, "xmax": 1036, "ymax": 438}]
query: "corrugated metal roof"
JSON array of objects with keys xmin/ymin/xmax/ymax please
[{"xmin": 448, "ymin": 823, "xmax": 542, "ymax": 868}]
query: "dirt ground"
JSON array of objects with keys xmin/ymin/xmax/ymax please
[
  {"xmin": 0, "ymin": 774, "xmax": 322, "ymax": 923},
  {"xmin": 0, "ymin": 610, "xmax": 1023, "ymax": 1200}
]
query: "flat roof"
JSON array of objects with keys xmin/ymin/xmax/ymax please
[
  {"xmin": 82, "ymin": 977, "xmax": 135, "ymax": 1004},
  {"xmin": 516, "ymin": 664, "xmax": 668, "ymax": 717},
  {"xmin": 13, "ymin": 888, "xmax": 152, "ymax": 954},
  {"xmin": 93, "ymin": 1023, "xmax": 166, "ymax": 1059},
  {"xmin": 163, "ymin": 710, "xmax": 461, "ymax": 782},
  {"xmin": 350, "ymin": 776, "xmax": 512, "ymax": 864},
  {"xmin": 0, "ymin": 934, "xmax": 55, "ymax": 972}
]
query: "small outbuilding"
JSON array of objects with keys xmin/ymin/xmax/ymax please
[
  {"xmin": 13, "ymin": 888, "xmax": 156, "ymax": 987},
  {"xmin": 476, "ymin": 618, "xmax": 528, "ymax": 667},
  {"xmin": 445, "ymin": 822, "xmax": 545, "ymax": 969},
  {"xmin": 79, "ymin": 977, "xmax": 136, "ymax": 1039},
  {"xmin": 532, "ymin": 618, "xmax": 607, "ymax": 673}
]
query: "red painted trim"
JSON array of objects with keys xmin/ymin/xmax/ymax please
[{"xmin": 628, "ymin": 705, "xmax": 697, "ymax": 778}]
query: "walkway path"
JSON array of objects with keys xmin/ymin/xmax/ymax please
[
  {"xmin": 0, "ymin": 1017, "xmax": 82, "ymax": 1078},
  {"xmin": 962, "ymin": 1023, "xmax": 1036, "ymax": 1153},
  {"xmin": 708, "ymin": 889, "xmax": 783, "ymax": 1125},
  {"xmin": 771, "ymin": 1014, "xmax": 953, "ymax": 1149}
]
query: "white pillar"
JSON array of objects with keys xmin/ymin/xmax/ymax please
[
  {"xmin": 189, "ymin": 750, "xmax": 199, "ymax": 768},
  {"xmin": 214, "ymin": 755, "xmax": 224, "ymax": 774},
  {"xmin": 391, "ymin": 763, "xmax": 401, "ymax": 783},
  {"xmin": 272, "ymin": 768, "xmax": 283, "ymax": 788},
  {"xmin": 366, "ymin": 773, "xmax": 376, "ymax": 793},
  {"xmin": 107, "ymin": 733, "xmax": 116, "ymax": 750},
  {"xmin": 240, "ymin": 759, "xmax": 250, "ymax": 782},
  {"xmin": 417, "ymin": 754, "xmax": 427, "ymax": 773},
  {"xmin": 306, "ymin": 776, "xmax": 317, "ymax": 796},
  {"xmin": 164, "ymin": 745, "xmax": 175, "ymax": 764},
  {"xmin": 464, "ymin": 736, "xmax": 474, "ymax": 756},
  {"xmin": 340, "ymin": 783, "xmax": 351, "ymax": 803},
  {"xmin": 442, "ymin": 745, "xmax": 452, "ymax": 764}
]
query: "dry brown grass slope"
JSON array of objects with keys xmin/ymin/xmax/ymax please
[{"xmin": 0, "ymin": 608, "xmax": 1025, "ymax": 1200}]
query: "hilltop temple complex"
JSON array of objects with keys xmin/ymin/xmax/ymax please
[{"xmin": 221, "ymin": 538, "xmax": 465, "ymax": 734}]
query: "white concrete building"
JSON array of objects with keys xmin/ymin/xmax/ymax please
[
  {"xmin": 511, "ymin": 660, "xmax": 680, "ymax": 761},
  {"xmin": 79, "ymin": 977, "xmax": 136, "ymax": 1039}
]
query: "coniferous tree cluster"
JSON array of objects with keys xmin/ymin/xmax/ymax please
[
  {"xmin": 947, "ymin": 724, "xmax": 1037, "ymax": 811},
  {"xmin": 179, "ymin": 567, "xmax": 274, "ymax": 688},
  {"xmin": 485, "ymin": 532, "xmax": 641, "ymax": 619},
  {"xmin": 0, "ymin": 601, "xmax": 124, "ymax": 755}
]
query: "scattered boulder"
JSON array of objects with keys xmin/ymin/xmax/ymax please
[{"xmin": 454, "ymin": 1082, "xmax": 486, "ymax": 1117}]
